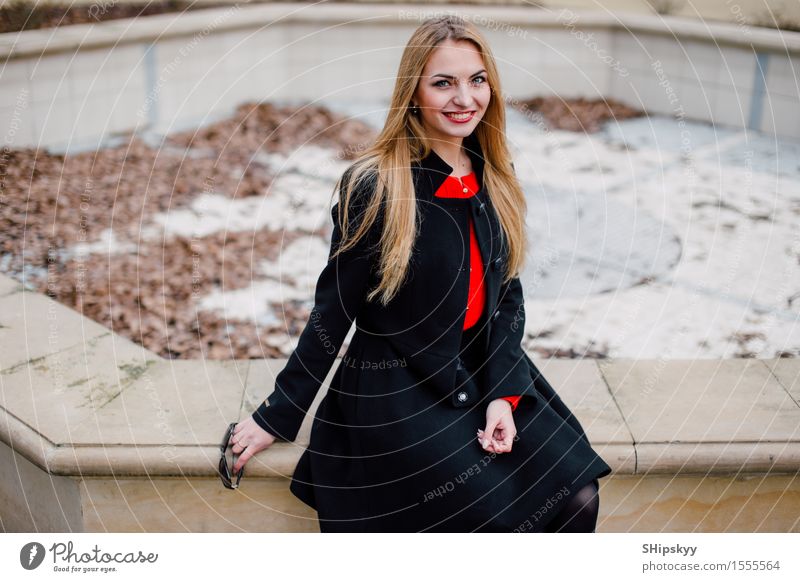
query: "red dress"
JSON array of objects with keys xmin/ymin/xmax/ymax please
[{"xmin": 434, "ymin": 172, "xmax": 521, "ymax": 412}]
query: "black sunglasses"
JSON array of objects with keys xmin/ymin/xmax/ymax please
[{"xmin": 219, "ymin": 422, "xmax": 244, "ymax": 490}]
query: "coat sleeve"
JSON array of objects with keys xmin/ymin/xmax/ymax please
[
  {"xmin": 483, "ymin": 274, "xmax": 538, "ymax": 405},
  {"xmin": 251, "ymin": 170, "xmax": 381, "ymax": 442},
  {"xmin": 489, "ymin": 280, "xmax": 593, "ymax": 443}
]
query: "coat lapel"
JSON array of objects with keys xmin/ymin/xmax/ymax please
[{"xmin": 412, "ymin": 132, "xmax": 487, "ymax": 204}]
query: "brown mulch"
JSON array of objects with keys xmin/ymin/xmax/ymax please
[
  {"xmin": 44, "ymin": 230, "xmax": 312, "ymax": 360},
  {"xmin": 0, "ymin": 1, "xmax": 233, "ymax": 34},
  {"xmin": 164, "ymin": 99, "xmax": 376, "ymax": 157},
  {"xmin": 511, "ymin": 96, "xmax": 644, "ymax": 133},
  {"xmin": 0, "ymin": 101, "xmax": 376, "ymax": 359}
]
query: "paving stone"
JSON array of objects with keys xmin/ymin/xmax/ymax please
[
  {"xmin": 69, "ymin": 359, "xmax": 248, "ymax": 447},
  {"xmin": 763, "ymin": 358, "xmax": 800, "ymax": 405},
  {"xmin": 0, "ymin": 333, "xmax": 159, "ymax": 445},
  {"xmin": 0, "ymin": 290, "xmax": 110, "ymax": 373},
  {"xmin": 537, "ymin": 358, "xmax": 631, "ymax": 442},
  {"xmin": 599, "ymin": 358, "xmax": 800, "ymax": 444}
]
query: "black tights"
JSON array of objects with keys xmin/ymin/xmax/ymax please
[{"xmin": 544, "ymin": 478, "xmax": 600, "ymax": 533}]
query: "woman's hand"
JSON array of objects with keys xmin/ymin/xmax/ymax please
[
  {"xmin": 477, "ymin": 398, "xmax": 517, "ymax": 454},
  {"xmin": 228, "ymin": 417, "xmax": 277, "ymax": 473}
]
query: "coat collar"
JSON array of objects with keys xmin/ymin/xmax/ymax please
[{"xmin": 413, "ymin": 132, "xmax": 487, "ymax": 203}]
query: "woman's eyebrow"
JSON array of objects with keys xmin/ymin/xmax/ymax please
[{"xmin": 430, "ymin": 69, "xmax": 487, "ymax": 79}]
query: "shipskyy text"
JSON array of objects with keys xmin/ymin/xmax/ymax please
[{"xmin": 642, "ymin": 543, "xmax": 697, "ymax": 557}]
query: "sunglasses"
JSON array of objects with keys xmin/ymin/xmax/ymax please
[{"xmin": 219, "ymin": 422, "xmax": 244, "ymax": 490}]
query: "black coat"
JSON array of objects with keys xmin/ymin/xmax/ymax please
[{"xmin": 252, "ymin": 132, "xmax": 612, "ymax": 532}]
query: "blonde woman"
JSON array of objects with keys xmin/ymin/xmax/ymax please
[{"xmin": 228, "ymin": 14, "xmax": 612, "ymax": 532}]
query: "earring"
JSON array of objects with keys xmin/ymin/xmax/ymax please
[{"xmin": 410, "ymin": 103, "xmax": 420, "ymax": 115}]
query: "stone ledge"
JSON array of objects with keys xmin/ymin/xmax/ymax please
[
  {"xmin": 1, "ymin": 2, "xmax": 798, "ymax": 60},
  {"xmin": 1, "ymin": 274, "xmax": 799, "ymax": 484}
]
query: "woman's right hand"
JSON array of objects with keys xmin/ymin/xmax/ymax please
[{"xmin": 228, "ymin": 416, "xmax": 277, "ymax": 473}]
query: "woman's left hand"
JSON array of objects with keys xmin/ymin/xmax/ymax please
[{"xmin": 478, "ymin": 398, "xmax": 517, "ymax": 454}]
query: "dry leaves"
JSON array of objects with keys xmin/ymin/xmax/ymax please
[
  {"xmin": 512, "ymin": 96, "xmax": 644, "ymax": 133},
  {"xmin": 0, "ymin": 1, "xmax": 232, "ymax": 34},
  {"xmin": 1, "ymin": 101, "xmax": 375, "ymax": 359}
]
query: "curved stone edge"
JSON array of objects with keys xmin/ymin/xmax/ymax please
[
  {"xmin": 636, "ymin": 442, "xmax": 800, "ymax": 474},
  {"xmin": 0, "ymin": 406, "xmax": 304, "ymax": 479},
  {"xmin": 5, "ymin": 403, "xmax": 799, "ymax": 478},
  {"xmin": 0, "ymin": 400, "xmax": 629, "ymax": 478},
  {"xmin": 1, "ymin": 3, "xmax": 798, "ymax": 60}
]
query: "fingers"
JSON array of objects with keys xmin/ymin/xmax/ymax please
[
  {"xmin": 232, "ymin": 448, "xmax": 254, "ymax": 474},
  {"xmin": 477, "ymin": 428, "xmax": 502, "ymax": 453},
  {"xmin": 494, "ymin": 429, "xmax": 514, "ymax": 453},
  {"xmin": 223, "ymin": 419, "xmax": 278, "ymax": 489},
  {"xmin": 477, "ymin": 426, "xmax": 515, "ymax": 454},
  {"xmin": 233, "ymin": 436, "xmax": 254, "ymax": 456},
  {"xmin": 476, "ymin": 429, "xmax": 497, "ymax": 453},
  {"xmin": 478, "ymin": 418, "xmax": 498, "ymax": 450},
  {"xmin": 226, "ymin": 419, "xmax": 276, "ymax": 474},
  {"xmin": 229, "ymin": 423, "xmax": 243, "ymax": 450},
  {"xmin": 228, "ymin": 422, "xmax": 249, "ymax": 458}
]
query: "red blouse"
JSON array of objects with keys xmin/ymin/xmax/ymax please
[{"xmin": 435, "ymin": 172, "xmax": 522, "ymax": 412}]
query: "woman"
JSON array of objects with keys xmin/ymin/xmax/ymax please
[{"xmin": 228, "ymin": 15, "xmax": 612, "ymax": 532}]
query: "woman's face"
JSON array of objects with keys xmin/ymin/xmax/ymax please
[{"xmin": 412, "ymin": 39, "xmax": 491, "ymax": 148}]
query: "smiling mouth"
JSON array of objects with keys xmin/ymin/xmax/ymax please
[{"xmin": 443, "ymin": 111, "xmax": 476, "ymax": 121}]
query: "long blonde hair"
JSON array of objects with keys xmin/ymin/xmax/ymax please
[{"xmin": 332, "ymin": 14, "xmax": 527, "ymax": 306}]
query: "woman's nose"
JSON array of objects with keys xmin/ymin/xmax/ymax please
[
  {"xmin": 452, "ymin": 94, "xmax": 472, "ymax": 108},
  {"xmin": 452, "ymin": 81, "xmax": 474, "ymax": 107}
]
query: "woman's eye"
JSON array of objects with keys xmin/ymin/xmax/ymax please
[
  {"xmin": 433, "ymin": 75, "xmax": 486, "ymax": 87},
  {"xmin": 433, "ymin": 76, "xmax": 486, "ymax": 88}
]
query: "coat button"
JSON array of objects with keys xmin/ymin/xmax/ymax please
[
  {"xmin": 493, "ymin": 257, "xmax": 503, "ymax": 270},
  {"xmin": 456, "ymin": 391, "xmax": 468, "ymax": 402},
  {"xmin": 493, "ymin": 310, "xmax": 500, "ymax": 321},
  {"xmin": 477, "ymin": 203, "xmax": 485, "ymax": 216}
]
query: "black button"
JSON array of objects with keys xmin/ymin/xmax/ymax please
[
  {"xmin": 476, "ymin": 202, "xmax": 485, "ymax": 215},
  {"xmin": 493, "ymin": 256, "xmax": 503, "ymax": 270},
  {"xmin": 493, "ymin": 310, "xmax": 500, "ymax": 321}
]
